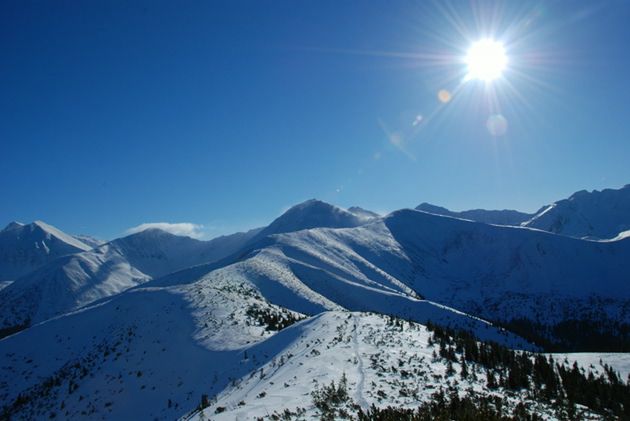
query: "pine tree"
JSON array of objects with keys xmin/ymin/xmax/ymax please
[{"xmin": 460, "ymin": 356, "xmax": 468, "ymax": 379}]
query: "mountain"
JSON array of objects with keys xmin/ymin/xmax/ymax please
[
  {"xmin": 0, "ymin": 200, "xmax": 363, "ymax": 334},
  {"xmin": 253, "ymin": 200, "xmax": 368, "ymax": 240},
  {"xmin": 522, "ymin": 184, "xmax": 630, "ymax": 239},
  {"xmin": 0, "ymin": 258, "xmax": 531, "ymax": 420},
  {"xmin": 1, "ymin": 197, "xmax": 629, "ymax": 419},
  {"xmin": 416, "ymin": 203, "xmax": 533, "ymax": 226},
  {"xmin": 72, "ymin": 234, "xmax": 105, "ymax": 249},
  {"xmin": 0, "ymin": 227, "xmax": 263, "ymax": 334},
  {"xmin": 225, "ymin": 208, "xmax": 630, "ymax": 350},
  {"xmin": 0, "ymin": 221, "xmax": 91, "ymax": 283},
  {"xmin": 0, "ymin": 271, "xmax": 303, "ymax": 420},
  {"xmin": 1, "ymin": 296, "xmax": 627, "ymax": 420},
  {"xmin": 383, "ymin": 210, "xmax": 630, "ymax": 340},
  {"xmin": 199, "ymin": 312, "xmax": 630, "ymax": 420},
  {"xmin": 347, "ymin": 206, "xmax": 380, "ymax": 220},
  {"xmin": 153, "ymin": 205, "xmax": 630, "ymax": 351}
]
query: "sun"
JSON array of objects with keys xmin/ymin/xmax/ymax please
[{"xmin": 465, "ymin": 39, "xmax": 507, "ymax": 82}]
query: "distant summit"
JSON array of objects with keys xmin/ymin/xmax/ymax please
[
  {"xmin": 72, "ymin": 234, "xmax": 105, "ymax": 249},
  {"xmin": 415, "ymin": 203, "xmax": 533, "ymax": 226},
  {"xmin": 0, "ymin": 220, "xmax": 91, "ymax": 282},
  {"xmin": 347, "ymin": 206, "xmax": 380, "ymax": 220},
  {"xmin": 523, "ymin": 184, "xmax": 630, "ymax": 238},
  {"xmin": 256, "ymin": 199, "xmax": 367, "ymax": 239},
  {"xmin": 2, "ymin": 221, "xmax": 24, "ymax": 232}
]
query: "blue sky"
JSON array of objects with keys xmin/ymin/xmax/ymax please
[{"xmin": 2, "ymin": 1, "xmax": 630, "ymax": 240}]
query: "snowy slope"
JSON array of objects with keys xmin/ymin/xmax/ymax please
[
  {"xmin": 523, "ymin": 184, "xmax": 630, "ymax": 239},
  {"xmin": 416, "ymin": 203, "xmax": 533, "ymax": 226},
  {"xmin": 0, "ymin": 201, "xmax": 366, "ymax": 334},
  {"xmin": 196, "ymin": 312, "xmax": 630, "ymax": 421},
  {"xmin": 382, "ymin": 209, "xmax": 630, "ymax": 321},
  {"xmin": 1, "ymin": 203, "xmax": 629, "ymax": 419},
  {"xmin": 347, "ymin": 206, "xmax": 380, "ymax": 220},
  {"xmin": 0, "ymin": 255, "xmax": 531, "ymax": 421},
  {"xmin": 155, "ymin": 248, "xmax": 532, "ymax": 348},
  {"xmin": 72, "ymin": 235, "xmax": 105, "ymax": 249},
  {"xmin": 215, "ymin": 209, "xmax": 630, "ymax": 346},
  {"xmin": 0, "ymin": 271, "xmax": 305, "ymax": 420},
  {"xmin": 0, "ymin": 228, "xmax": 258, "ymax": 332},
  {"xmin": 1, "ymin": 297, "xmax": 626, "ymax": 421},
  {"xmin": 0, "ymin": 244, "xmax": 151, "ymax": 332},
  {"xmin": 252, "ymin": 200, "xmax": 368, "ymax": 241},
  {"xmin": 0, "ymin": 221, "xmax": 91, "ymax": 282}
]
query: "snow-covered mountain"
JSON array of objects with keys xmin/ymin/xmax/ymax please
[
  {"xmin": 217, "ymin": 207, "xmax": 630, "ymax": 349},
  {"xmin": 347, "ymin": 206, "xmax": 380, "ymax": 220},
  {"xmin": 0, "ymin": 259, "xmax": 530, "ymax": 420},
  {"xmin": 522, "ymin": 184, "xmax": 630, "ymax": 239},
  {"xmin": 150, "ymin": 204, "xmax": 630, "ymax": 351},
  {"xmin": 0, "ymin": 201, "xmax": 363, "ymax": 333},
  {"xmin": 253, "ymin": 200, "xmax": 368, "ymax": 240},
  {"xmin": 0, "ymin": 227, "xmax": 262, "ymax": 334},
  {"xmin": 199, "ymin": 312, "xmax": 630, "ymax": 420},
  {"xmin": 72, "ymin": 234, "xmax": 105, "ymax": 249},
  {"xmin": 415, "ymin": 184, "xmax": 630, "ymax": 239},
  {"xmin": 0, "ymin": 221, "xmax": 91, "ymax": 283},
  {"xmin": 416, "ymin": 203, "xmax": 533, "ymax": 226},
  {"xmin": 0, "ymin": 290, "xmax": 626, "ymax": 420},
  {"xmin": 383, "ymin": 210, "xmax": 630, "ymax": 336},
  {"xmin": 1, "ymin": 193, "xmax": 629, "ymax": 420}
]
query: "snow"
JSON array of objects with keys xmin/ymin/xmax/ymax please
[
  {"xmin": 0, "ymin": 271, "xmax": 306, "ymax": 420},
  {"xmin": 32, "ymin": 221, "xmax": 93, "ymax": 251},
  {"xmin": 0, "ymin": 220, "xmax": 92, "ymax": 282},
  {"xmin": 204, "ymin": 209, "xmax": 630, "ymax": 336},
  {"xmin": 2, "ymin": 290, "xmax": 626, "ymax": 421},
  {"xmin": 347, "ymin": 206, "xmax": 380, "ymax": 220},
  {"xmin": 193, "ymin": 312, "xmax": 630, "ymax": 420},
  {"xmin": 72, "ymin": 234, "xmax": 105, "ymax": 249},
  {"xmin": 416, "ymin": 203, "xmax": 533, "ymax": 226},
  {"xmin": 2, "ymin": 221, "xmax": 24, "ymax": 231},
  {"xmin": 523, "ymin": 184, "xmax": 630, "ymax": 239},
  {"xmin": 251, "ymin": 199, "xmax": 369, "ymax": 242},
  {"xmin": 551, "ymin": 352, "xmax": 630, "ymax": 380},
  {"xmin": 606, "ymin": 229, "xmax": 630, "ymax": 241},
  {"xmin": 0, "ymin": 226, "xmax": 263, "ymax": 330},
  {"xmin": 1, "ymin": 187, "xmax": 629, "ymax": 419}
]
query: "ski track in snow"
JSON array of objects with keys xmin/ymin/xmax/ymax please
[{"xmin": 352, "ymin": 314, "xmax": 368, "ymax": 410}]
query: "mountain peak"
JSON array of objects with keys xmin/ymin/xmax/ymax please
[
  {"xmin": 257, "ymin": 199, "xmax": 366, "ymax": 238},
  {"xmin": 414, "ymin": 202, "xmax": 533, "ymax": 226},
  {"xmin": 524, "ymin": 183, "xmax": 630, "ymax": 238},
  {"xmin": 120, "ymin": 227, "xmax": 196, "ymax": 243},
  {"xmin": 347, "ymin": 206, "xmax": 380, "ymax": 219},
  {"xmin": 415, "ymin": 203, "xmax": 452, "ymax": 215},
  {"xmin": 27, "ymin": 221, "xmax": 92, "ymax": 250},
  {"xmin": 291, "ymin": 198, "xmax": 331, "ymax": 210},
  {"xmin": 2, "ymin": 221, "xmax": 24, "ymax": 232},
  {"xmin": 0, "ymin": 220, "xmax": 92, "ymax": 281}
]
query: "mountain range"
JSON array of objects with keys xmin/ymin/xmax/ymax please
[
  {"xmin": 1, "ymin": 184, "xmax": 629, "ymax": 419},
  {"xmin": 417, "ymin": 184, "xmax": 630, "ymax": 239}
]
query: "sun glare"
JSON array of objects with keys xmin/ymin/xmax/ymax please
[{"xmin": 465, "ymin": 39, "xmax": 507, "ymax": 82}]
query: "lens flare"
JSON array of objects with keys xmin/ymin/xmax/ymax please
[
  {"xmin": 438, "ymin": 89, "xmax": 452, "ymax": 103},
  {"xmin": 486, "ymin": 114, "xmax": 508, "ymax": 136}
]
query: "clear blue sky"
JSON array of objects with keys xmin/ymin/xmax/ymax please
[{"xmin": 2, "ymin": 1, "xmax": 630, "ymax": 239}]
